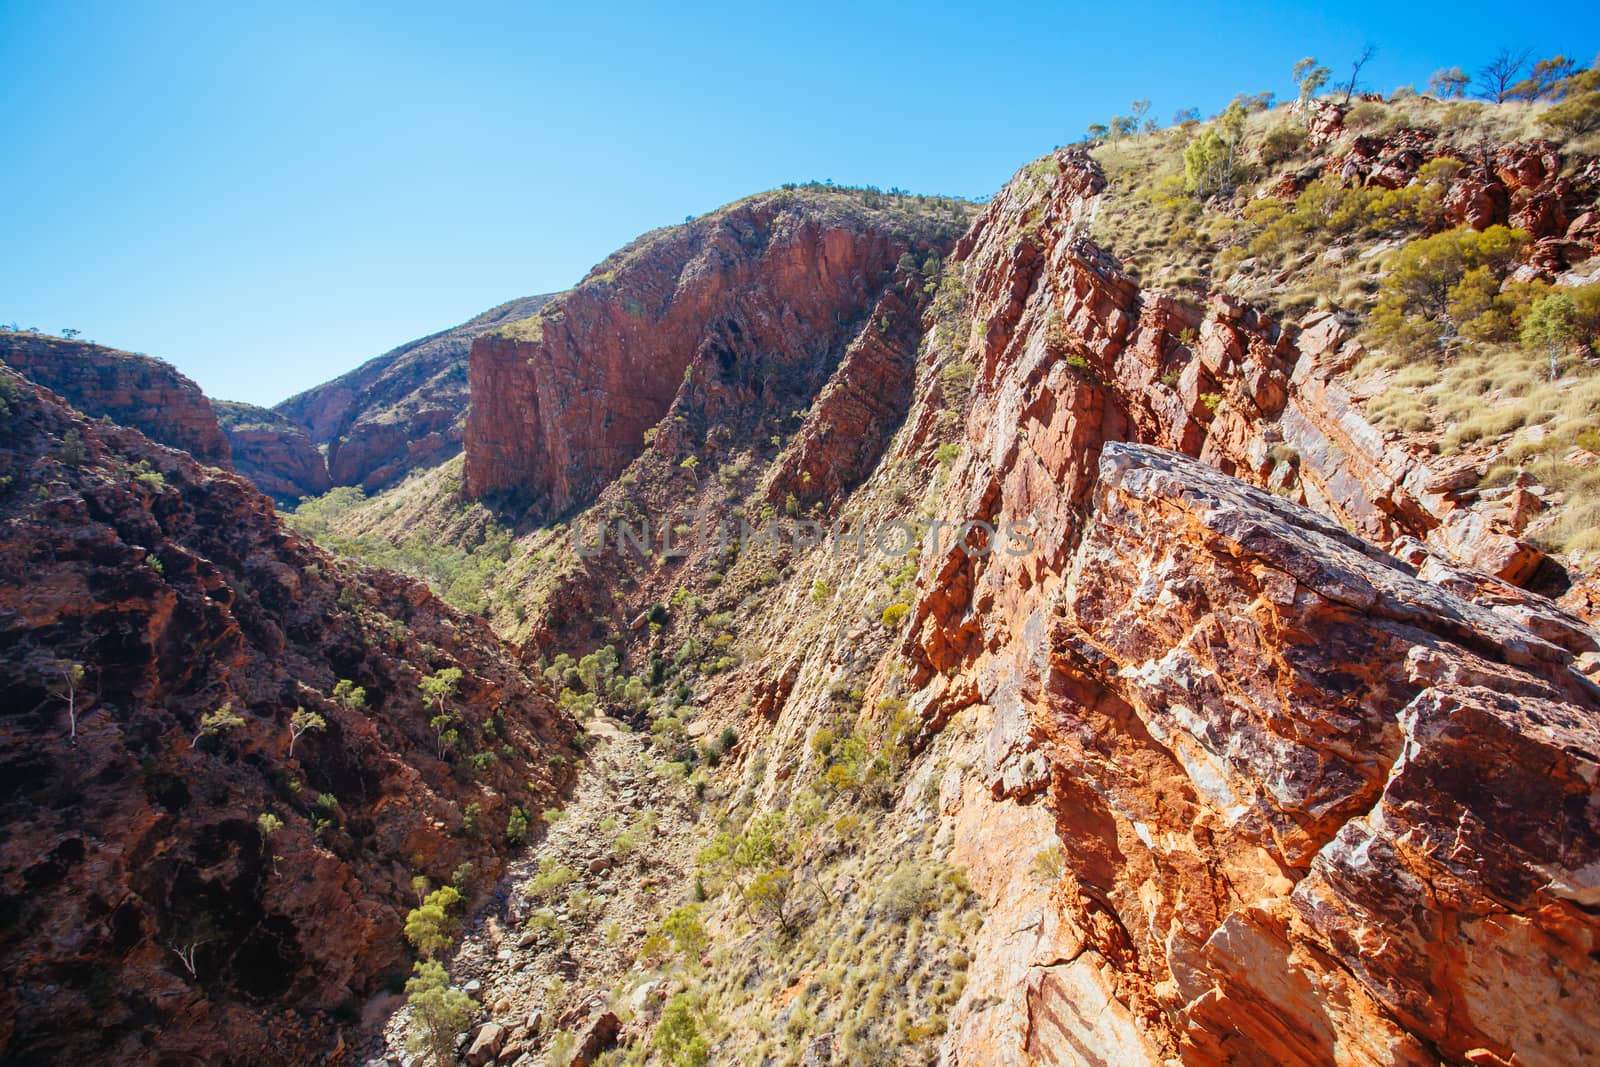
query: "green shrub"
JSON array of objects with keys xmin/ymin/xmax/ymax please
[
  {"xmin": 526, "ymin": 858, "xmax": 578, "ymax": 900},
  {"xmin": 655, "ymin": 994, "xmax": 711, "ymax": 1067},
  {"xmin": 1257, "ymin": 124, "xmax": 1303, "ymax": 164},
  {"xmin": 404, "ymin": 961, "xmax": 477, "ymax": 1065},
  {"xmin": 1367, "ymin": 225, "xmax": 1528, "ymax": 358},
  {"xmin": 505, "ymin": 806, "xmax": 530, "ymax": 846},
  {"xmin": 403, "ymin": 886, "xmax": 463, "ymax": 959}
]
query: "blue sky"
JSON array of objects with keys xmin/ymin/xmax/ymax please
[{"xmin": 2, "ymin": 1, "xmax": 1594, "ymax": 406}]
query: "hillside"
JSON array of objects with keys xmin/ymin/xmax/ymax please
[
  {"xmin": 214, "ymin": 400, "xmax": 332, "ymax": 503},
  {"xmin": 6, "ymin": 58, "xmax": 1600, "ymax": 1067},
  {"xmin": 274, "ymin": 294, "xmax": 557, "ymax": 491},
  {"xmin": 293, "ymin": 77, "xmax": 1600, "ymax": 1067},
  {"xmin": 0, "ymin": 332, "xmax": 232, "ymax": 467},
  {"xmin": 465, "ymin": 185, "xmax": 974, "ymax": 515},
  {"xmin": 0, "ymin": 367, "xmax": 574, "ymax": 1065}
]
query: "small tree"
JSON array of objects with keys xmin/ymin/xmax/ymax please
[
  {"xmin": 404, "ymin": 960, "xmax": 477, "ymax": 1065},
  {"xmin": 1429, "ymin": 67, "xmax": 1470, "ymax": 98},
  {"xmin": 1338, "ymin": 44, "xmax": 1377, "ymax": 105},
  {"xmin": 430, "ymin": 711, "xmax": 461, "ymax": 758},
  {"xmin": 1129, "ymin": 98, "xmax": 1153, "ymax": 132},
  {"xmin": 744, "ymin": 868, "xmax": 799, "ymax": 934},
  {"xmin": 169, "ymin": 939, "xmax": 204, "ymax": 978},
  {"xmin": 1540, "ymin": 67, "xmax": 1600, "ymax": 136},
  {"xmin": 661, "ymin": 904, "xmax": 708, "ymax": 960},
  {"xmin": 332, "ymin": 678, "xmax": 366, "ymax": 711},
  {"xmin": 257, "ymin": 812, "xmax": 284, "ymax": 837},
  {"xmin": 1512, "ymin": 55, "xmax": 1577, "ymax": 101},
  {"xmin": 404, "ymin": 886, "xmax": 463, "ymax": 958},
  {"xmin": 60, "ymin": 328, "xmax": 81, "ymax": 340},
  {"xmin": 1522, "ymin": 293, "xmax": 1580, "ymax": 381},
  {"xmin": 49, "ymin": 661, "xmax": 87, "ymax": 745},
  {"xmin": 680, "ymin": 455, "xmax": 700, "ymax": 482},
  {"xmin": 419, "ymin": 667, "xmax": 462, "ymax": 716},
  {"xmin": 1183, "ymin": 131, "xmax": 1229, "ymax": 196},
  {"xmin": 193, "ymin": 701, "xmax": 245, "ymax": 748},
  {"xmin": 1476, "ymin": 48, "xmax": 1532, "ymax": 103},
  {"xmin": 287, "ymin": 707, "xmax": 325, "ymax": 756},
  {"xmin": 1292, "ymin": 56, "xmax": 1331, "ymax": 114}
]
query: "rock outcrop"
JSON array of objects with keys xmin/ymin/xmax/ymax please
[
  {"xmin": 966, "ymin": 443, "xmax": 1600, "ymax": 1066},
  {"xmin": 902, "ymin": 149, "xmax": 1562, "ymax": 687},
  {"xmin": 0, "ymin": 368, "xmax": 573, "ymax": 1065},
  {"xmin": 891, "ymin": 150, "xmax": 1600, "ymax": 1066},
  {"xmin": 214, "ymin": 400, "xmax": 332, "ymax": 504},
  {"xmin": 0, "ymin": 332, "xmax": 231, "ymax": 466},
  {"xmin": 464, "ymin": 191, "xmax": 966, "ymax": 517},
  {"xmin": 275, "ymin": 294, "xmax": 554, "ymax": 492}
]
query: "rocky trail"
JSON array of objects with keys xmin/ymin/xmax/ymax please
[{"xmin": 366, "ymin": 715, "xmax": 703, "ymax": 1066}]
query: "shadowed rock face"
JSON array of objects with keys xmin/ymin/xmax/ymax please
[
  {"xmin": 275, "ymin": 295, "xmax": 555, "ymax": 493},
  {"xmin": 0, "ymin": 332, "xmax": 231, "ymax": 466},
  {"xmin": 214, "ymin": 400, "xmax": 332, "ymax": 504},
  {"xmin": 0, "ymin": 368, "xmax": 573, "ymax": 1065},
  {"xmin": 463, "ymin": 193, "xmax": 962, "ymax": 519}
]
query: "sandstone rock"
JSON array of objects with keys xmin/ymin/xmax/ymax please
[
  {"xmin": 496, "ymin": 1040, "xmax": 533, "ymax": 1065},
  {"xmin": 1444, "ymin": 140, "xmax": 1591, "ymax": 248},
  {"xmin": 957, "ymin": 442, "xmax": 1600, "ymax": 1065},
  {"xmin": 569, "ymin": 1011, "xmax": 621, "ymax": 1067},
  {"xmin": 1336, "ymin": 130, "xmax": 1438, "ymax": 189},
  {"xmin": 464, "ymin": 191, "xmax": 961, "ymax": 517},
  {"xmin": 1, "ymin": 331, "xmax": 231, "ymax": 465},
  {"xmin": 1292, "ymin": 98, "xmax": 1345, "ymax": 149},
  {"xmin": 465, "ymin": 1022, "xmax": 506, "ymax": 1066}
]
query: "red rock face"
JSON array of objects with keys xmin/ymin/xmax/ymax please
[
  {"xmin": 892, "ymin": 151, "xmax": 1600, "ymax": 1065},
  {"xmin": 0, "ymin": 369, "xmax": 573, "ymax": 1065},
  {"xmin": 274, "ymin": 294, "xmax": 554, "ymax": 493},
  {"xmin": 464, "ymin": 193, "xmax": 959, "ymax": 518},
  {"xmin": 0, "ymin": 332, "xmax": 231, "ymax": 466},
  {"xmin": 214, "ymin": 400, "xmax": 332, "ymax": 504},
  {"xmin": 1337, "ymin": 129, "xmax": 1438, "ymax": 189},
  {"xmin": 901, "ymin": 150, "xmax": 1562, "ymax": 681},
  {"xmin": 1442, "ymin": 140, "xmax": 1597, "ymax": 260},
  {"xmin": 762, "ymin": 278, "xmax": 931, "ymax": 510},
  {"xmin": 1023, "ymin": 444, "xmax": 1600, "ymax": 1066}
]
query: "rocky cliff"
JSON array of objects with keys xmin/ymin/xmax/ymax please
[
  {"xmin": 24, "ymin": 91, "xmax": 1596, "ymax": 1065},
  {"xmin": 463, "ymin": 189, "xmax": 970, "ymax": 518},
  {"xmin": 894, "ymin": 148, "xmax": 1600, "ymax": 1065},
  {"xmin": 939, "ymin": 443, "xmax": 1600, "ymax": 1066},
  {"xmin": 214, "ymin": 400, "xmax": 332, "ymax": 504},
  {"xmin": 275, "ymin": 295, "xmax": 554, "ymax": 492},
  {"xmin": 388, "ymin": 137, "xmax": 1600, "ymax": 1066},
  {"xmin": 0, "ymin": 332, "xmax": 232, "ymax": 467},
  {"xmin": 0, "ymin": 367, "xmax": 573, "ymax": 1065}
]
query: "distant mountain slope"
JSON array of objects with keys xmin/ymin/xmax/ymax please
[
  {"xmin": 213, "ymin": 400, "xmax": 331, "ymax": 504},
  {"xmin": 0, "ymin": 331, "xmax": 231, "ymax": 466},
  {"xmin": 275, "ymin": 294, "xmax": 554, "ymax": 491},
  {"xmin": 466, "ymin": 186, "xmax": 973, "ymax": 515}
]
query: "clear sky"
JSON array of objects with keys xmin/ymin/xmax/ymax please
[{"xmin": 2, "ymin": 1, "xmax": 1594, "ymax": 407}]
